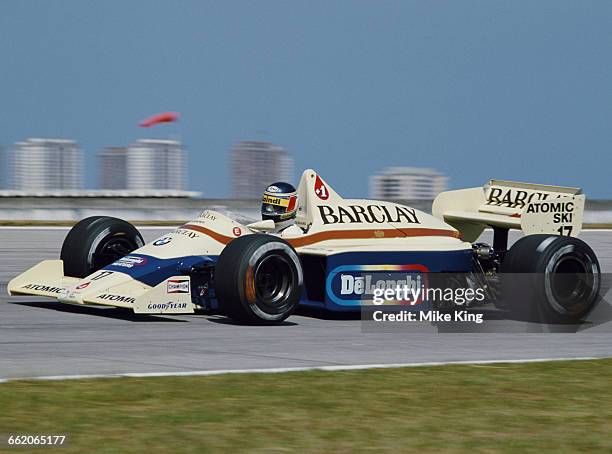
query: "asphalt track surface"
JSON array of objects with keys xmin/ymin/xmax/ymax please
[{"xmin": 1, "ymin": 227, "xmax": 612, "ymax": 380}]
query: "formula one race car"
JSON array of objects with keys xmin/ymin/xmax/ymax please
[{"xmin": 8, "ymin": 169, "xmax": 600, "ymax": 324}]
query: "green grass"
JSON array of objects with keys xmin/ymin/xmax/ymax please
[{"xmin": 1, "ymin": 359, "xmax": 612, "ymax": 453}]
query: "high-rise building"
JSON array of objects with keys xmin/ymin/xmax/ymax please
[
  {"xmin": 125, "ymin": 139, "xmax": 186, "ymax": 191},
  {"xmin": 98, "ymin": 147, "xmax": 128, "ymax": 190},
  {"xmin": 12, "ymin": 138, "xmax": 83, "ymax": 190},
  {"xmin": 0, "ymin": 145, "xmax": 5, "ymax": 189},
  {"xmin": 369, "ymin": 167, "xmax": 448, "ymax": 200},
  {"xmin": 230, "ymin": 141, "xmax": 293, "ymax": 198}
]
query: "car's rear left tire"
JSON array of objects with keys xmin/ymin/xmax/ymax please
[
  {"xmin": 215, "ymin": 234, "xmax": 303, "ymax": 324},
  {"xmin": 61, "ymin": 216, "xmax": 144, "ymax": 278}
]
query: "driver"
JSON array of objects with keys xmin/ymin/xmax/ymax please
[{"xmin": 261, "ymin": 182, "xmax": 303, "ymax": 235}]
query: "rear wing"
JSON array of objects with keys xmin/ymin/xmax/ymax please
[{"xmin": 432, "ymin": 180, "xmax": 584, "ymax": 242}]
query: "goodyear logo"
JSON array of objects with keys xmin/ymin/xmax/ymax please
[{"xmin": 147, "ymin": 302, "xmax": 188, "ymax": 310}]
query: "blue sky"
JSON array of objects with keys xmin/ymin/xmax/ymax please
[{"xmin": 1, "ymin": 1, "xmax": 611, "ymax": 197}]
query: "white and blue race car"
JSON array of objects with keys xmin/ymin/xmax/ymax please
[{"xmin": 8, "ymin": 169, "xmax": 599, "ymax": 324}]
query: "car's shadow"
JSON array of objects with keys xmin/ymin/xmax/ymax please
[
  {"xmin": 204, "ymin": 314, "xmax": 298, "ymax": 326},
  {"xmin": 12, "ymin": 299, "xmax": 611, "ymax": 330},
  {"xmin": 9, "ymin": 300, "xmax": 188, "ymax": 322},
  {"xmin": 295, "ymin": 306, "xmax": 361, "ymax": 320}
]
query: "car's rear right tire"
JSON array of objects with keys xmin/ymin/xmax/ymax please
[{"xmin": 500, "ymin": 234, "xmax": 600, "ymax": 323}]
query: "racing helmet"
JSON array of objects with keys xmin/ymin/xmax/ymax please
[{"xmin": 261, "ymin": 182, "xmax": 298, "ymax": 229}]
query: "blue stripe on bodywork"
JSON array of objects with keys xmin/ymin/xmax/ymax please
[
  {"xmin": 103, "ymin": 254, "xmax": 217, "ymax": 287},
  {"xmin": 302, "ymin": 249, "xmax": 473, "ymax": 310},
  {"xmin": 325, "ymin": 249, "xmax": 473, "ymax": 273}
]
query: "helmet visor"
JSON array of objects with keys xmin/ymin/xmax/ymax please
[{"xmin": 261, "ymin": 194, "xmax": 296, "ymax": 219}]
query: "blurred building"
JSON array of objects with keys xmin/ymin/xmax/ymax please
[
  {"xmin": 12, "ymin": 138, "xmax": 83, "ymax": 190},
  {"xmin": 125, "ymin": 139, "xmax": 186, "ymax": 191},
  {"xmin": 98, "ymin": 147, "xmax": 128, "ymax": 189},
  {"xmin": 231, "ymin": 141, "xmax": 293, "ymax": 198},
  {"xmin": 369, "ymin": 167, "xmax": 448, "ymax": 200},
  {"xmin": 0, "ymin": 145, "xmax": 5, "ymax": 189}
]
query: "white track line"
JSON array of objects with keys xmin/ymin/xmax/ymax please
[{"xmin": 0, "ymin": 356, "xmax": 606, "ymax": 383}]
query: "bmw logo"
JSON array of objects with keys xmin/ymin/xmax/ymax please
[{"xmin": 153, "ymin": 237, "xmax": 172, "ymax": 246}]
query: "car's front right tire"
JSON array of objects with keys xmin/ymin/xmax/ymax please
[{"xmin": 215, "ymin": 234, "xmax": 303, "ymax": 324}]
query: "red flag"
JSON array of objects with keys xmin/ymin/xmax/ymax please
[{"xmin": 139, "ymin": 112, "xmax": 179, "ymax": 127}]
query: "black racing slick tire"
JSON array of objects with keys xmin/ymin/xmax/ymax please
[
  {"xmin": 60, "ymin": 216, "xmax": 144, "ymax": 278},
  {"xmin": 215, "ymin": 234, "xmax": 304, "ymax": 325},
  {"xmin": 500, "ymin": 234, "xmax": 600, "ymax": 323}
]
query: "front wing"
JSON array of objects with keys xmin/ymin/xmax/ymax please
[{"xmin": 7, "ymin": 260, "xmax": 195, "ymax": 315}]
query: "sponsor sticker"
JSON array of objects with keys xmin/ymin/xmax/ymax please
[
  {"xmin": 325, "ymin": 264, "xmax": 429, "ymax": 306},
  {"xmin": 97, "ymin": 293, "xmax": 135, "ymax": 304},
  {"xmin": 147, "ymin": 302, "xmax": 189, "ymax": 311},
  {"xmin": 167, "ymin": 278, "xmax": 190, "ymax": 294},
  {"xmin": 21, "ymin": 284, "xmax": 64, "ymax": 294},
  {"xmin": 266, "ymin": 185, "xmax": 281, "ymax": 193},
  {"xmin": 112, "ymin": 256, "xmax": 148, "ymax": 268},
  {"xmin": 522, "ymin": 198, "xmax": 580, "ymax": 236},
  {"xmin": 199, "ymin": 211, "xmax": 217, "ymax": 221},
  {"xmin": 233, "ymin": 227, "xmax": 242, "ymax": 237},
  {"xmin": 485, "ymin": 186, "xmax": 556, "ymax": 209},
  {"xmin": 75, "ymin": 282, "xmax": 90, "ymax": 290},
  {"xmin": 172, "ymin": 229, "xmax": 199, "ymax": 239},
  {"xmin": 314, "ymin": 175, "xmax": 329, "ymax": 200},
  {"xmin": 153, "ymin": 237, "xmax": 172, "ymax": 246},
  {"xmin": 317, "ymin": 204, "xmax": 420, "ymax": 225},
  {"xmin": 262, "ymin": 194, "xmax": 290, "ymax": 207}
]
